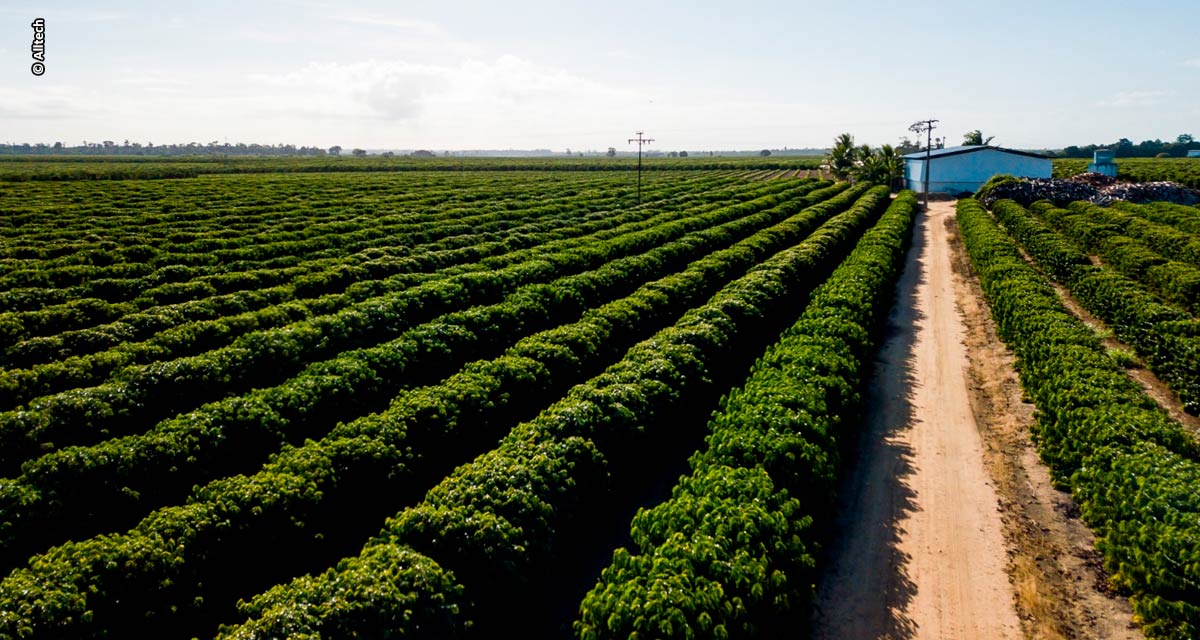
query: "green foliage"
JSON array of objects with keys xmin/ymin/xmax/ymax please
[
  {"xmin": 575, "ymin": 191, "xmax": 918, "ymax": 639},
  {"xmin": 1055, "ymin": 135, "xmax": 1200, "ymax": 160},
  {"xmin": 0, "ymin": 173, "xmax": 746, "ymax": 378},
  {"xmin": 0, "ymin": 177, "xmax": 879, "ymax": 639},
  {"xmin": 973, "ymin": 173, "xmax": 1021, "ymax": 202},
  {"xmin": 852, "ymin": 145, "xmax": 904, "ymax": 191},
  {"xmin": 0, "ymin": 156, "xmax": 827, "ymax": 182},
  {"xmin": 208, "ymin": 186, "xmax": 892, "ymax": 640},
  {"xmin": 959, "ymin": 198, "xmax": 1200, "ymax": 639},
  {"xmin": 0, "ymin": 180, "xmax": 843, "ymax": 572},
  {"xmin": 1052, "ymin": 158, "xmax": 1200, "ymax": 189},
  {"xmin": 962, "ymin": 130, "xmax": 995, "ymax": 146},
  {"xmin": 993, "ymin": 199, "xmax": 1200, "ymax": 410},
  {"xmin": 1052, "ymin": 200, "xmax": 1200, "ymax": 313},
  {"xmin": 824, "ymin": 133, "xmax": 857, "ymax": 181},
  {"xmin": 0, "ymin": 176, "xmax": 809, "ymax": 473},
  {"xmin": 1107, "ymin": 346, "xmax": 1140, "ymax": 369}
]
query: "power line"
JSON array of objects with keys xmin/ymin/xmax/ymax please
[
  {"xmin": 908, "ymin": 118, "xmax": 939, "ymax": 208},
  {"xmin": 627, "ymin": 131, "xmax": 655, "ymax": 205}
]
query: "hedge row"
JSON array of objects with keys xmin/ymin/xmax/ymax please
[
  {"xmin": 0, "ymin": 170, "xmax": 638, "ymax": 277},
  {"xmin": 0, "ymin": 184, "xmax": 878, "ymax": 640},
  {"xmin": 1028, "ymin": 200, "xmax": 1200, "ymax": 313},
  {"xmin": 0, "ymin": 181, "xmax": 545, "ymax": 314},
  {"xmin": 0, "ymin": 180, "xmax": 824, "ymax": 474},
  {"xmin": 208, "ymin": 186, "xmax": 892, "ymax": 640},
  {"xmin": 990, "ymin": 199, "xmax": 1200, "ymax": 413},
  {"xmin": 0, "ymin": 180, "xmax": 845, "ymax": 569},
  {"xmin": 1111, "ymin": 200, "xmax": 1200, "ymax": 236},
  {"xmin": 0, "ymin": 176, "xmax": 780, "ymax": 406},
  {"xmin": 1073, "ymin": 201, "xmax": 1200, "ymax": 269},
  {"xmin": 960, "ymin": 198, "xmax": 1200, "ymax": 638},
  {"xmin": 1, "ymin": 175, "xmax": 745, "ymax": 365},
  {"xmin": 0, "ymin": 158, "xmax": 823, "ymax": 183},
  {"xmin": 575, "ymin": 191, "xmax": 918, "ymax": 639},
  {"xmin": 0, "ymin": 173, "xmax": 734, "ymax": 360}
]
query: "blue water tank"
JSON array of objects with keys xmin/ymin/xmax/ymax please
[{"xmin": 1089, "ymin": 149, "xmax": 1117, "ymax": 176}]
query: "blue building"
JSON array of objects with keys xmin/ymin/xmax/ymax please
[{"xmin": 903, "ymin": 146, "xmax": 1052, "ymax": 195}]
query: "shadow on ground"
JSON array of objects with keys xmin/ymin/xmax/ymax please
[{"xmin": 808, "ymin": 205, "xmax": 930, "ymax": 640}]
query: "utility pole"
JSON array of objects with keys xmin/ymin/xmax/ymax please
[
  {"xmin": 628, "ymin": 131, "xmax": 654, "ymax": 205},
  {"xmin": 908, "ymin": 118, "xmax": 939, "ymax": 208}
]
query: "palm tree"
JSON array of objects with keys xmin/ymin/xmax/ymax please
[
  {"xmin": 825, "ymin": 133, "xmax": 857, "ymax": 180},
  {"xmin": 852, "ymin": 149, "xmax": 880, "ymax": 185},
  {"xmin": 857, "ymin": 144, "xmax": 873, "ymax": 164},
  {"xmin": 850, "ymin": 144, "xmax": 904, "ymax": 191},
  {"xmin": 873, "ymin": 144, "xmax": 904, "ymax": 190},
  {"xmin": 963, "ymin": 130, "xmax": 995, "ymax": 146}
]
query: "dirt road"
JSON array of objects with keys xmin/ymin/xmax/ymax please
[{"xmin": 810, "ymin": 201, "xmax": 1022, "ymax": 639}]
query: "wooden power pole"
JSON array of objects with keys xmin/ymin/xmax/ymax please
[
  {"xmin": 908, "ymin": 119, "xmax": 939, "ymax": 208},
  {"xmin": 628, "ymin": 131, "xmax": 654, "ymax": 205}
]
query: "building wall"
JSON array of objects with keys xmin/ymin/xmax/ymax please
[
  {"xmin": 904, "ymin": 149, "xmax": 1052, "ymax": 194},
  {"xmin": 906, "ymin": 159, "xmax": 925, "ymax": 184},
  {"xmin": 905, "ymin": 178, "xmax": 1001, "ymax": 193}
]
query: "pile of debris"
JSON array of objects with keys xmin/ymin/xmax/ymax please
[
  {"xmin": 977, "ymin": 174, "xmax": 1200, "ymax": 208},
  {"xmin": 1066, "ymin": 171, "xmax": 1117, "ymax": 187},
  {"xmin": 977, "ymin": 178, "xmax": 1098, "ymax": 208},
  {"xmin": 1095, "ymin": 181, "xmax": 1200, "ymax": 206}
]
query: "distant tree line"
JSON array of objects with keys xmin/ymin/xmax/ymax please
[
  {"xmin": 0, "ymin": 141, "xmax": 329, "ymax": 157},
  {"xmin": 1058, "ymin": 134, "xmax": 1198, "ymax": 158},
  {"xmin": 0, "ymin": 142, "xmax": 829, "ymax": 159}
]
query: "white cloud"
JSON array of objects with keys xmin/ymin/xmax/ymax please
[
  {"xmin": 327, "ymin": 12, "xmax": 482, "ymax": 59},
  {"xmin": 115, "ymin": 70, "xmax": 188, "ymax": 87},
  {"xmin": 330, "ymin": 13, "xmax": 444, "ymax": 38},
  {"xmin": 249, "ymin": 60, "xmax": 444, "ymax": 120},
  {"xmin": 1186, "ymin": 58, "xmax": 1200, "ymax": 68},
  {"xmin": 605, "ymin": 48, "xmax": 638, "ymax": 61},
  {"xmin": 364, "ymin": 36, "xmax": 483, "ymax": 59},
  {"xmin": 0, "ymin": 86, "xmax": 106, "ymax": 120},
  {"xmin": 247, "ymin": 55, "xmax": 642, "ymax": 127},
  {"xmin": 363, "ymin": 73, "xmax": 439, "ymax": 119},
  {"xmin": 1097, "ymin": 90, "xmax": 1172, "ymax": 107},
  {"xmin": 233, "ymin": 12, "xmax": 482, "ymax": 61},
  {"xmin": 0, "ymin": 7, "xmax": 124, "ymax": 22},
  {"xmin": 236, "ymin": 26, "xmax": 310, "ymax": 45}
]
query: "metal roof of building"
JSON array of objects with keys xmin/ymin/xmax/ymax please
[{"xmin": 902, "ymin": 145, "xmax": 1050, "ymax": 161}]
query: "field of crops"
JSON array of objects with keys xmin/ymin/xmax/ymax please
[
  {"xmin": 0, "ymin": 164, "xmax": 918, "ymax": 638},
  {"xmin": 963, "ymin": 197, "xmax": 1200, "ymax": 639},
  {"xmin": 1053, "ymin": 157, "xmax": 1200, "ymax": 189},
  {"xmin": 0, "ymin": 155, "xmax": 824, "ymax": 182}
]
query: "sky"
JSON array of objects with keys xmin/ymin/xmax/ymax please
[{"xmin": 1, "ymin": 0, "xmax": 1198, "ymax": 151}]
